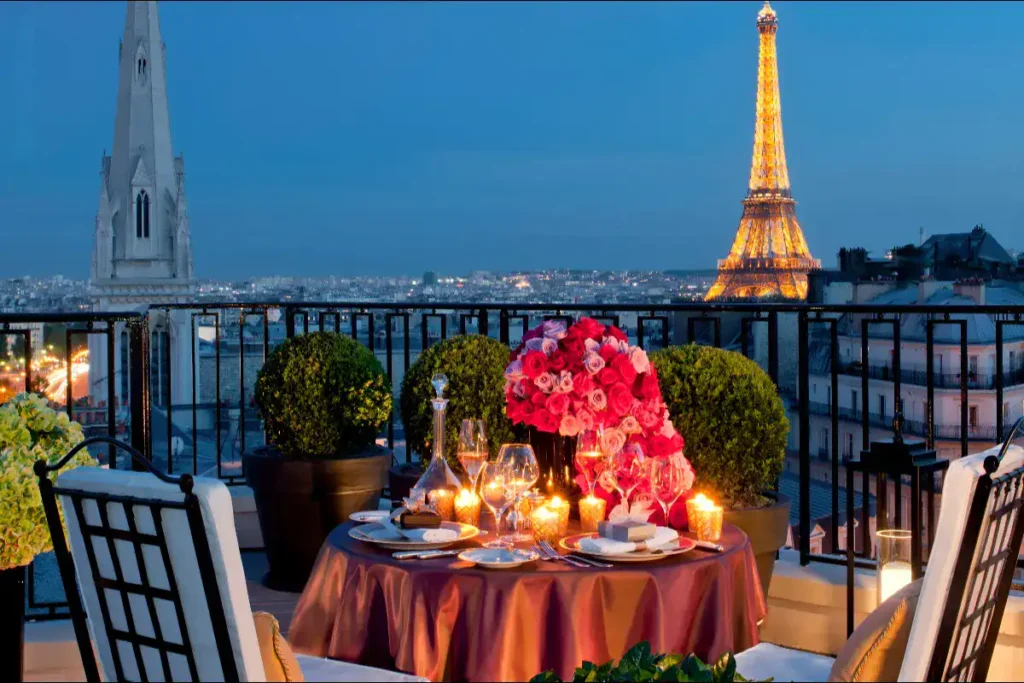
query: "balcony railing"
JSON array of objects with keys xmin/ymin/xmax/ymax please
[
  {"xmin": 805, "ymin": 401, "xmax": 1011, "ymax": 442},
  {"xmin": 838, "ymin": 360, "xmax": 1024, "ymax": 390},
  {"xmin": 12, "ymin": 300, "xmax": 1024, "ymax": 621}
]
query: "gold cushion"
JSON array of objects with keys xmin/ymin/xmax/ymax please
[
  {"xmin": 828, "ymin": 579, "xmax": 922, "ymax": 682},
  {"xmin": 253, "ymin": 611, "xmax": 305, "ymax": 682}
]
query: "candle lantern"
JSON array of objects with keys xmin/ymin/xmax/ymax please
[
  {"xmin": 844, "ymin": 411, "xmax": 949, "ymax": 636},
  {"xmin": 454, "ymin": 489, "xmax": 481, "ymax": 526}
]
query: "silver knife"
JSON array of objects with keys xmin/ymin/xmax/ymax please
[
  {"xmin": 393, "ymin": 549, "xmax": 463, "ymax": 560},
  {"xmin": 694, "ymin": 540, "xmax": 724, "ymax": 553}
]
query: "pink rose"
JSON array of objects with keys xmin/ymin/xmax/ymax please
[
  {"xmin": 534, "ymin": 372, "xmax": 555, "ymax": 393},
  {"xmin": 559, "ymin": 413, "xmax": 581, "ymax": 437},
  {"xmin": 525, "ymin": 337, "xmax": 546, "ymax": 352},
  {"xmin": 513, "ymin": 379, "xmax": 528, "ymax": 398},
  {"xmin": 583, "ymin": 352, "xmax": 606, "ymax": 375},
  {"xmin": 588, "ymin": 388, "xmax": 608, "ymax": 412},
  {"xmin": 504, "ymin": 360, "xmax": 524, "ymax": 381},
  {"xmin": 554, "ymin": 371, "xmax": 574, "ymax": 394},
  {"xmin": 629, "ymin": 347, "xmax": 650, "ymax": 375},
  {"xmin": 546, "ymin": 392, "xmax": 570, "ymax": 416},
  {"xmin": 541, "ymin": 338, "xmax": 559, "ymax": 356},
  {"xmin": 601, "ymin": 427, "xmax": 627, "ymax": 455},
  {"xmin": 584, "ymin": 338, "xmax": 601, "ymax": 353},
  {"xmin": 543, "ymin": 320, "xmax": 568, "ymax": 340},
  {"xmin": 576, "ymin": 406, "xmax": 596, "ymax": 431},
  {"xmin": 619, "ymin": 415, "xmax": 641, "ymax": 434},
  {"xmin": 638, "ymin": 409, "xmax": 661, "ymax": 431}
]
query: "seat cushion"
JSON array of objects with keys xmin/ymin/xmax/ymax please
[
  {"xmin": 735, "ymin": 643, "xmax": 835, "ymax": 682},
  {"xmin": 828, "ymin": 579, "xmax": 921, "ymax": 682},
  {"xmin": 254, "ymin": 612, "xmax": 303, "ymax": 682},
  {"xmin": 292, "ymin": 655, "xmax": 428, "ymax": 682}
]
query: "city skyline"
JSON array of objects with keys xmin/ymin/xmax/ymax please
[{"xmin": 3, "ymin": 1, "xmax": 1024, "ymax": 278}]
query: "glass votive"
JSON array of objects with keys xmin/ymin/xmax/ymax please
[
  {"xmin": 428, "ymin": 489, "xmax": 455, "ymax": 522},
  {"xmin": 579, "ymin": 495, "xmax": 607, "ymax": 533},
  {"xmin": 693, "ymin": 500, "xmax": 723, "ymax": 543},
  {"xmin": 686, "ymin": 493, "xmax": 711, "ymax": 529},
  {"xmin": 876, "ymin": 529, "xmax": 913, "ymax": 605},
  {"xmin": 531, "ymin": 505, "xmax": 561, "ymax": 544},
  {"xmin": 454, "ymin": 489, "xmax": 481, "ymax": 527},
  {"xmin": 547, "ymin": 495, "xmax": 571, "ymax": 536}
]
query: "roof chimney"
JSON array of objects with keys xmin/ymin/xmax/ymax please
[{"xmin": 953, "ymin": 278, "xmax": 985, "ymax": 305}]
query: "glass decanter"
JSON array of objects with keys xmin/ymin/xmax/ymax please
[{"xmin": 411, "ymin": 373, "xmax": 461, "ymax": 502}]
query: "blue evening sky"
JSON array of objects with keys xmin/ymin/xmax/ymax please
[{"xmin": 1, "ymin": 1, "xmax": 1023, "ymax": 279}]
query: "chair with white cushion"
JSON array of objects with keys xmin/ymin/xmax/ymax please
[
  {"xmin": 735, "ymin": 417, "xmax": 1024, "ymax": 682},
  {"xmin": 35, "ymin": 436, "xmax": 425, "ymax": 683}
]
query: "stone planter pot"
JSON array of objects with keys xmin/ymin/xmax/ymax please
[
  {"xmin": 723, "ymin": 493, "xmax": 791, "ymax": 597},
  {"xmin": 245, "ymin": 446, "xmax": 390, "ymax": 591},
  {"xmin": 0, "ymin": 565, "xmax": 25, "ymax": 682}
]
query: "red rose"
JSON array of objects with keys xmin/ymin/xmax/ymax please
[
  {"xmin": 574, "ymin": 317, "xmax": 606, "ymax": 340},
  {"xmin": 522, "ymin": 326, "xmax": 543, "ymax": 342},
  {"xmin": 598, "ymin": 344, "xmax": 619, "ymax": 363},
  {"xmin": 607, "ymin": 326, "xmax": 628, "ymax": 343},
  {"xmin": 607, "ymin": 382, "xmax": 634, "ymax": 418},
  {"xmin": 648, "ymin": 434, "xmax": 675, "ymax": 457},
  {"xmin": 611, "ymin": 355, "xmax": 637, "ymax": 384},
  {"xmin": 548, "ymin": 351, "xmax": 568, "ymax": 372},
  {"xmin": 668, "ymin": 492, "xmax": 692, "ymax": 530},
  {"xmin": 639, "ymin": 372, "xmax": 661, "ymax": 400},
  {"xmin": 629, "ymin": 434, "xmax": 649, "ymax": 455},
  {"xmin": 531, "ymin": 391, "xmax": 547, "ymax": 407},
  {"xmin": 546, "ymin": 392, "xmax": 570, "ymax": 416},
  {"xmin": 573, "ymin": 373, "xmax": 596, "ymax": 397},
  {"xmin": 534, "ymin": 410, "xmax": 560, "ymax": 433},
  {"xmin": 559, "ymin": 333, "xmax": 585, "ymax": 359},
  {"xmin": 670, "ymin": 432, "xmax": 684, "ymax": 452},
  {"xmin": 597, "ymin": 366, "xmax": 622, "ymax": 386},
  {"xmin": 522, "ymin": 350, "xmax": 548, "ymax": 380}
]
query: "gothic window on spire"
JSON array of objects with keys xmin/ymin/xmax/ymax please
[{"xmin": 136, "ymin": 190, "xmax": 150, "ymax": 239}]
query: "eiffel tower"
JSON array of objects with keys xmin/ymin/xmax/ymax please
[{"xmin": 706, "ymin": 1, "xmax": 820, "ymax": 301}]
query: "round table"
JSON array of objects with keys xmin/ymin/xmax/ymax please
[{"xmin": 288, "ymin": 521, "xmax": 766, "ymax": 682}]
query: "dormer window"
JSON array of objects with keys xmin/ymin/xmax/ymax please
[
  {"xmin": 136, "ymin": 53, "xmax": 148, "ymax": 85},
  {"xmin": 136, "ymin": 190, "xmax": 150, "ymax": 239}
]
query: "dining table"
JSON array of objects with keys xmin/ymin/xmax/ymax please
[{"xmin": 288, "ymin": 520, "xmax": 766, "ymax": 682}]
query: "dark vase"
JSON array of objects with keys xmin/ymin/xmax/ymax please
[
  {"xmin": 0, "ymin": 565, "xmax": 25, "ymax": 682},
  {"xmin": 528, "ymin": 429, "xmax": 581, "ymax": 514}
]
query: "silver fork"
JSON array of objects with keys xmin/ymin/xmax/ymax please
[
  {"xmin": 540, "ymin": 539, "xmax": 614, "ymax": 569},
  {"xmin": 534, "ymin": 543, "xmax": 589, "ymax": 569}
]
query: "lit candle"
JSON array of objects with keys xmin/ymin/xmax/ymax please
[
  {"xmin": 547, "ymin": 495, "xmax": 570, "ymax": 536},
  {"xmin": 691, "ymin": 496, "xmax": 723, "ymax": 542},
  {"xmin": 878, "ymin": 561, "xmax": 913, "ymax": 603},
  {"xmin": 531, "ymin": 505, "xmax": 561, "ymax": 544},
  {"xmin": 454, "ymin": 488, "xmax": 481, "ymax": 527},
  {"xmin": 428, "ymin": 489, "xmax": 455, "ymax": 522},
  {"xmin": 579, "ymin": 495, "xmax": 607, "ymax": 533}
]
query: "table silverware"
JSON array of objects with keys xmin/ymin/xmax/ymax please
[
  {"xmin": 693, "ymin": 540, "xmax": 724, "ymax": 553},
  {"xmin": 534, "ymin": 542, "xmax": 591, "ymax": 569},
  {"xmin": 393, "ymin": 549, "xmax": 463, "ymax": 561},
  {"xmin": 539, "ymin": 540, "xmax": 613, "ymax": 569}
]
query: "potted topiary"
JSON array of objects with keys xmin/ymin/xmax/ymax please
[
  {"xmin": 530, "ymin": 641, "xmax": 761, "ymax": 682},
  {"xmin": 0, "ymin": 393, "xmax": 96, "ymax": 682},
  {"xmin": 651, "ymin": 344, "xmax": 790, "ymax": 595},
  {"xmin": 247, "ymin": 332, "xmax": 392, "ymax": 590},
  {"xmin": 399, "ymin": 335, "xmax": 522, "ymax": 489}
]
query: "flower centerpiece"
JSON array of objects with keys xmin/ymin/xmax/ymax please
[{"xmin": 504, "ymin": 318, "xmax": 695, "ymax": 526}]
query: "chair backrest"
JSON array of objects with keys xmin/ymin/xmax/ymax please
[
  {"xmin": 898, "ymin": 422, "xmax": 1024, "ymax": 682},
  {"xmin": 36, "ymin": 437, "xmax": 265, "ymax": 682}
]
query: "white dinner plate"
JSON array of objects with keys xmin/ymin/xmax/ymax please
[
  {"xmin": 348, "ymin": 521, "xmax": 479, "ymax": 551},
  {"xmin": 458, "ymin": 547, "xmax": 539, "ymax": 569},
  {"xmin": 349, "ymin": 510, "xmax": 391, "ymax": 524},
  {"xmin": 560, "ymin": 532, "xmax": 697, "ymax": 563}
]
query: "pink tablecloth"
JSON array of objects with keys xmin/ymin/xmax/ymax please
[{"xmin": 289, "ymin": 522, "xmax": 765, "ymax": 682}]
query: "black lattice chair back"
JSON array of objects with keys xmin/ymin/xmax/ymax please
[
  {"xmin": 35, "ymin": 436, "xmax": 259, "ymax": 682},
  {"xmin": 900, "ymin": 418, "xmax": 1024, "ymax": 682}
]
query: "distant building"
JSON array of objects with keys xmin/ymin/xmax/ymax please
[{"xmin": 423, "ymin": 271, "xmax": 437, "ymax": 286}]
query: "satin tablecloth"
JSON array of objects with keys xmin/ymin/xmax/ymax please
[{"xmin": 289, "ymin": 521, "xmax": 765, "ymax": 682}]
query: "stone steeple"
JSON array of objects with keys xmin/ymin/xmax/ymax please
[{"xmin": 92, "ymin": 0, "xmax": 192, "ymax": 284}]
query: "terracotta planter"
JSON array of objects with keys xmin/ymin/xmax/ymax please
[
  {"xmin": 0, "ymin": 565, "xmax": 24, "ymax": 682},
  {"xmin": 723, "ymin": 493, "xmax": 791, "ymax": 597},
  {"xmin": 245, "ymin": 446, "xmax": 390, "ymax": 591}
]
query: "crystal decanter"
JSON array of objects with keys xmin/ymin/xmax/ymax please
[{"xmin": 411, "ymin": 373, "xmax": 461, "ymax": 502}]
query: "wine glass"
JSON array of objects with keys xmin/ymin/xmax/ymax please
[
  {"xmin": 608, "ymin": 443, "xmax": 647, "ymax": 508},
  {"xmin": 498, "ymin": 443, "xmax": 540, "ymax": 543},
  {"xmin": 649, "ymin": 458, "xmax": 686, "ymax": 527},
  {"xmin": 479, "ymin": 461, "xmax": 512, "ymax": 549},
  {"xmin": 458, "ymin": 420, "xmax": 488, "ymax": 493},
  {"xmin": 575, "ymin": 429, "xmax": 604, "ymax": 496}
]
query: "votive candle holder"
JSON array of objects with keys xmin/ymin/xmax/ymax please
[
  {"xmin": 579, "ymin": 495, "xmax": 607, "ymax": 533},
  {"xmin": 531, "ymin": 505, "xmax": 562, "ymax": 544},
  {"xmin": 692, "ymin": 501, "xmax": 723, "ymax": 543},
  {"xmin": 547, "ymin": 496, "xmax": 571, "ymax": 537},
  {"xmin": 454, "ymin": 489, "xmax": 481, "ymax": 527},
  {"xmin": 428, "ymin": 489, "xmax": 455, "ymax": 522}
]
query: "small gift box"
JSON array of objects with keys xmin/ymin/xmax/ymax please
[
  {"xmin": 391, "ymin": 507, "xmax": 442, "ymax": 530},
  {"xmin": 598, "ymin": 519, "xmax": 657, "ymax": 542}
]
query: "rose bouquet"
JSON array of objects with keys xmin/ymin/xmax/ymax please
[{"xmin": 504, "ymin": 318, "xmax": 695, "ymax": 526}]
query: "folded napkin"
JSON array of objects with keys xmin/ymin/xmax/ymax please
[
  {"xmin": 578, "ymin": 526, "xmax": 679, "ymax": 555},
  {"xmin": 378, "ymin": 517, "xmax": 459, "ymax": 543}
]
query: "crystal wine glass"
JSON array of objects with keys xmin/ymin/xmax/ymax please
[
  {"xmin": 575, "ymin": 429, "xmax": 604, "ymax": 496},
  {"xmin": 498, "ymin": 443, "xmax": 540, "ymax": 543},
  {"xmin": 458, "ymin": 419, "xmax": 488, "ymax": 493},
  {"xmin": 608, "ymin": 442, "xmax": 647, "ymax": 508},
  {"xmin": 479, "ymin": 461, "xmax": 512, "ymax": 549},
  {"xmin": 648, "ymin": 457, "xmax": 686, "ymax": 527}
]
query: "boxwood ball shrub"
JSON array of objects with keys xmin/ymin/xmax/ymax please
[
  {"xmin": 651, "ymin": 344, "xmax": 788, "ymax": 509},
  {"xmin": 400, "ymin": 335, "xmax": 521, "ymax": 470},
  {"xmin": 1, "ymin": 393, "xmax": 96, "ymax": 571},
  {"xmin": 254, "ymin": 332, "xmax": 392, "ymax": 459}
]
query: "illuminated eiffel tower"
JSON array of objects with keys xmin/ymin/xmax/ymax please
[{"xmin": 706, "ymin": 1, "xmax": 820, "ymax": 301}]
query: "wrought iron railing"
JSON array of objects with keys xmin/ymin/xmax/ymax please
[
  {"xmin": 839, "ymin": 360, "xmax": 1024, "ymax": 391},
  {"xmin": 14, "ymin": 300, "xmax": 1024, "ymax": 620}
]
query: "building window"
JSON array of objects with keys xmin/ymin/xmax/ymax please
[
  {"xmin": 879, "ymin": 394, "xmax": 887, "ymax": 420},
  {"xmin": 851, "ymin": 389, "xmax": 858, "ymax": 417},
  {"xmin": 846, "ymin": 433, "xmax": 854, "ymax": 458},
  {"xmin": 136, "ymin": 190, "xmax": 150, "ymax": 238},
  {"xmin": 969, "ymin": 355, "xmax": 979, "ymax": 378},
  {"xmin": 969, "ymin": 405, "xmax": 979, "ymax": 429}
]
